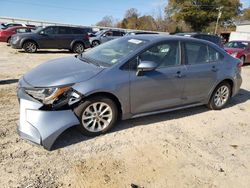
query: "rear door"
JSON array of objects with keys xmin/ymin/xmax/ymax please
[
  {"xmin": 57, "ymin": 26, "xmax": 73, "ymax": 48},
  {"xmin": 181, "ymin": 41, "xmax": 221, "ymax": 104}
]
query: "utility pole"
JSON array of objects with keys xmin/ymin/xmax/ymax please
[{"xmin": 215, "ymin": 6, "xmax": 223, "ymax": 34}]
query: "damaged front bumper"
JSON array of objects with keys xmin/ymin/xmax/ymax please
[{"xmin": 17, "ymin": 79, "xmax": 80, "ymax": 150}]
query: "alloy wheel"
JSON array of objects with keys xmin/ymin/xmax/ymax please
[
  {"xmin": 81, "ymin": 102, "xmax": 113, "ymax": 132},
  {"xmin": 214, "ymin": 85, "xmax": 230, "ymax": 107},
  {"xmin": 24, "ymin": 42, "xmax": 36, "ymax": 53}
]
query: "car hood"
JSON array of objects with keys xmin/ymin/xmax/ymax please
[
  {"xmin": 23, "ymin": 56, "xmax": 104, "ymax": 87},
  {"xmin": 224, "ymin": 47, "xmax": 244, "ymax": 54}
]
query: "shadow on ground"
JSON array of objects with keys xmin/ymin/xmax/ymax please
[
  {"xmin": 0, "ymin": 79, "xmax": 18, "ymax": 85},
  {"xmin": 18, "ymin": 50, "xmax": 73, "ymax": 54},
  {"xmin": 53, "ymin": 88, "xmax": 250, "ymax": 150}
]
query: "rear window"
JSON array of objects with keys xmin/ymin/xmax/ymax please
[
  {"xmin": 71, "ymin": 28, "xmax": 86, "ymax": 34},
  {"xmin": 58, "ymin": 27, "xmax": 72, "ymax": 34}
]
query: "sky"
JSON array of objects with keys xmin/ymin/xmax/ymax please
[{"xmin": 0, "ymin": 0, "xmax": 249, "ymax": 26}]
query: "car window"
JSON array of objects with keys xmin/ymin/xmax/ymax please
[
  {"xmin": 225, "ymin": 42, "xmax": 247, "ymax": 49},
  {"xmin": 208, "ymin": 46, "xmax": 224, "ymax": 62},
  {"xmin": 140, "ymin": 41, "xmax": 180, "ymax": 68},
  {"xmin": 105, "ymin": 31, "xmax": 113, "ymax": 36},
  {"xmin": 72, "ymin": 28, "xmax": 85, "ymax": 34},
  {"xmin": 16, "ymin": 28, "xmax": 28, "ymax": 33},
  {"xmin": 58, "ymin": 27, "xmax": 71, "ymax": 34},
  {"xmin": 43, "ymin": 27, "xmax": 57, "ymax": 35},
  {"xmin": 112, "ymin": 31, "xmax": 121, "ymax": 36},
  {"xmin": 82, "ymin": 37, "xmax": 148, "ymax": 67},
  {"xmin": 185, "ymin": 42, "xmax": 209, "ymax": 64}
]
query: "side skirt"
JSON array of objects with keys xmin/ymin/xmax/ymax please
[{"xmin": 131, "ymin": 103, "xmax": 204, "ymax": 119}]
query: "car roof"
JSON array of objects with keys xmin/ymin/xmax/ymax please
[
  {"xmin": 6, "ymin": 26, "xmax": 34, "ymax": 30},
  {"xmin": 176, "ymin": 32, "xmax": 218, "ymax": 37},
  {"xmin": 125, "ymin": 34, "xmax": 213, "ymax": 43}
]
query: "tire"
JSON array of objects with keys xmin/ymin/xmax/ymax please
[
  {"xmin": 240, "ymin": 56, "xmax": 245, "ymax": 65},
  {"xmin": 74, "ymin": 96, "xmax": 118, "ymax": 136},
  {"xmin": 92, "ymin": 40, "xmax": 100, "ymax": 47},
  {"xmin": 72, "ymin": 42, "xmax": 84, "ymax": 54},
  {"xmin": 7, "ymin": 37, "xmax": 11, "ymax": 45},
  {"xmin": 23, "ymin": 41, "xmax": 37, "ymax": 53},
  {"xmin": 207, "ymin": 82, "xmax": 232, "ymax": 110}
]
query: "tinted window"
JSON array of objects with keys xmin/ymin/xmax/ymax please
[
  {"xmin": 43, "ymin": 27, "xmax": 57, "ymax": 35},
  {"xmin": 112, "ymin": 31, "xmax": 121, "ymax": 36},
  {"xmin": 72, "ymin": 28, "xmax": 85, "ymax": 34},
  {"xmin": 58, "ymin": 27, "xmax": 71, "ymax": 34},
  {"xmin": 225, "ymin": 41, "xmax": 248, "ymax": 49},
  {"xmin": 140, "ymin": 41, "xmax": 180, "ymax": 67},
  {"xmin": 185, "ymin": 42, "xmax": 209, "ymax": 64},
  {"xmin": 208, "ymin": 46, "xmax": 224, "ymax": 62}
]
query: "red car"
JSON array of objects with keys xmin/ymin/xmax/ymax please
[
  {"xmin": 224, "ymin": 41, "xmax": 250, "ymax": 64},
  {"xmin": 0, "ymin": 26, "xmax": 35, "ymax": 43}
]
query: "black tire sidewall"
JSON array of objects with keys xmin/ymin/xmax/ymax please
[
  {"xmin": 73, "ymin": 43, "xmax": 84, "ymax": 54},
  {"xmin": 75, "ymin": 97, "xmax": 118, "ymax": 136},
  {"xmin": 23, "ymin": 41, "xmax": 37, "ymax": 53},
  {"xmin": 92, "ymin": 40, "xmax": 100, "ymax": 47},
  {"xmin": 209, "ymin": 82, "xmax": 231, "ymax": 110}
]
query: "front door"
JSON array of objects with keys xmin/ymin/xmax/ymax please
[{"xmin": 130, "ymin": 41, "xmax": 186, "ymax": 114}]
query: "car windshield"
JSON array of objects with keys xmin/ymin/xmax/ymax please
[
  {"xmin": 225, "ymin": 41, "xmax": 248, "ymax": 49},
  {"xmin": 79, "ymin": 37, "xmax": 148, "ymax": 67}
]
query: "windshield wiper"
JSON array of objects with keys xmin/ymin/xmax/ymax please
[{"xmin": 78, "ymin": 54, "xmax": 101, "ymax": 67}]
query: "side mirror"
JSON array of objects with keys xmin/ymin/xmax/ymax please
[{"xmin": 136, "ymin": 61, "xmax": 158, "ymax": 76}]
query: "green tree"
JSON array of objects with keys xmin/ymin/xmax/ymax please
[{"xmin": 165, "ymin": 0, "xmax": 241, "ymax": 31}]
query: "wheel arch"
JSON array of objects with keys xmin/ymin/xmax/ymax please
[
  {"xmin": 70, "ymin": 40, "xmax": 85, "ymax": 50},
  {"xmin": 80, "ymin": 91, "xmax": 123, "ymax": 120},
  {"xmin": 208, "ymin": 78, "xmax": 234, "ymax": 103},
  {"xmin": 21, "ymin": 39, "xmax": 39, "ymax": 49}
]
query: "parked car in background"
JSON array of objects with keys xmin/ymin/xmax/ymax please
[
  {"xmin": 89, "ymin": 29, "xmax": 125, "ymax": 47},
  {"xmin": 17, "ymin": 35, "xmax": 242, "ymax": 149},
  {"xmin": 3, "ymin": 23, "xmax": 36, "ymax": 29},
  {"xmin": 10, "ymin": 25, "xmax": 91, "ymax": 53},
  {"xmin": 175, "ymin": 33, "xmax": 223, "ymax": 47},
  {"xmin": 224, "ymin": 41, "xmax": 250, "ymax": 64},
  {"xmin": 0, "ymin": 26, "xmax": 35, "ymax": 43},
  {"xmin": 0, "ymin": 23, "xmax": 6, "ymax": 30},
  {"xmin": 125, "ymin": 31, "xmax": 159, "ymax": 36}
]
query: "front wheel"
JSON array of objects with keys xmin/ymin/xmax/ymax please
[
  {"xmin": 74, "ymin": 97, "xmax": 118, "ymax": 136},
  {"xmin": 207, "ymin": 82, "xmax": 231, "ymax": 110},
  {"xmin": 23, "ymin": 41, "xmax": 37, "ymax": 53}
]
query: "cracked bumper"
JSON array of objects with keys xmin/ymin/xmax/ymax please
[{"xmin": 18, "ymin": 98, "xmax": 80, "ymax": 150}]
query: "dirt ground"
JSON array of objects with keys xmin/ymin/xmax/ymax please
[{"xmin": 0, "ymin": 43, "xmax": 250, "ymax": 188}]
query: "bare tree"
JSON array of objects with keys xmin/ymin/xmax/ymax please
[{"xmin": 96, "ymin": 16, "xmax": 116, "ymax": 27}]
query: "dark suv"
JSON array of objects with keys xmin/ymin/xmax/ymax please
[
  {"xmin": 175, "ymin": 33, "xmax": 223, "ymax": 47},
  {"xmin": 10, "ymin": 26, "xmax": 91, "ymax": 53}
]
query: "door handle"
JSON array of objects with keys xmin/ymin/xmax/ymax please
[{"xmin": 211, "ymin": 66, "xmax": 218, "ymax": 72}]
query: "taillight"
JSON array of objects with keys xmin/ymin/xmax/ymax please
[{"xmin": 85, "ymin": 34, "xmax": 89, "ymax": 40}]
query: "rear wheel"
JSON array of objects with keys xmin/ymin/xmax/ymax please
[
  {"xmin": 92, "ymin": 40, "xmax": 100, "ymax": 47},
  {"xmin": 207, "ymin": 82, "xmax": 231, "ymax": 110},
  {"xmin": 75, "ymin": 97, "xmax": 118, "ymax": 136},
  {"xmin": 23, "ymin": 41, "xmax": 37, "ymax": 53},
  {"xmin": 72, "ymin": 42, "xmax": 84, "ymax": 54}
]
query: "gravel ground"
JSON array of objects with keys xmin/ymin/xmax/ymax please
[{"xmin": 0, "ymin": 43, "xmax": 250, "ymax": 188}]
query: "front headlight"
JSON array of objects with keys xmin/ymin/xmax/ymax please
[
  {"xmin": 231, "ymin": 52, "xmax": 238, "ymax": 58},
  {"xmin": 25, "ymin": 86, "xmax": 70, "ymax": 104}
]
